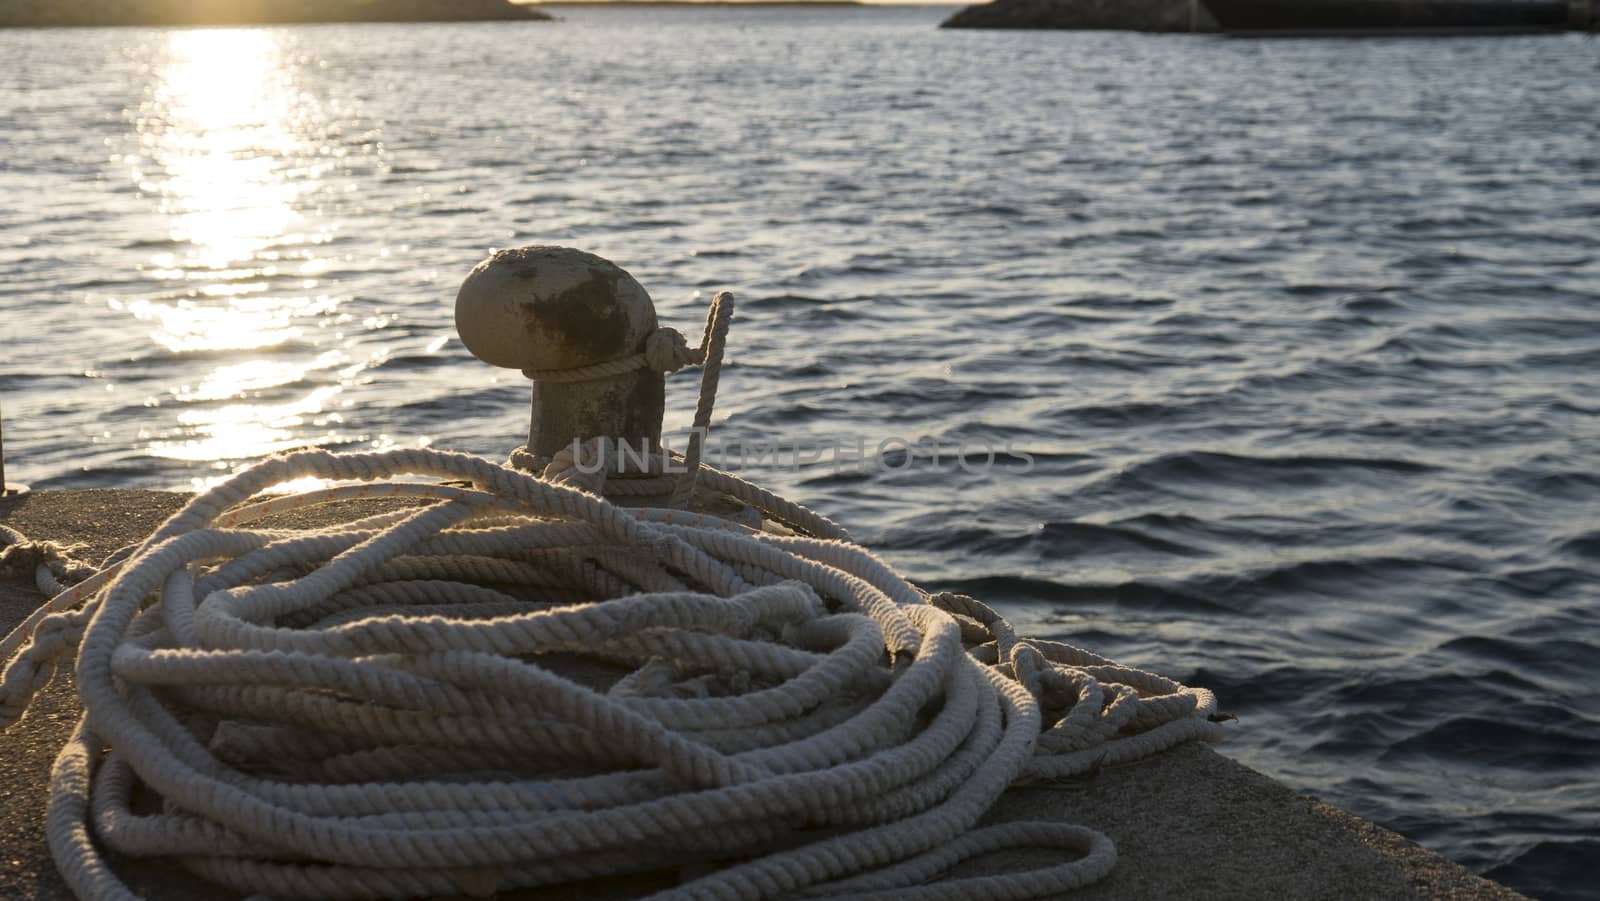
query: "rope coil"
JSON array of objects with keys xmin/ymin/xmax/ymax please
[
  {"xmin": 0, "ymin": 450, "xmax": 1224, "ymax": 900},
  {"xmin": 0, "ymin": 290, "xmax": 1226, "ymax": 900}
]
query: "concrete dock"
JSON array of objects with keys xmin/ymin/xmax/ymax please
[{"xmin": 0, "ymin": 489, "xmax": 1526, "ymax": 900}]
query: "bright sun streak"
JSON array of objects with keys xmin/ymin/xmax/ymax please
[
  {"xmin": 126, "ymin": 30, "xmax": 352, "ymax": 483},
  {"xmin": 154, "ymin": 30, "xmax": 306, "ymax": 270}
]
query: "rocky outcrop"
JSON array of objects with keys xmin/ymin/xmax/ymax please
[
  {"xmin": 941, "ymin": 0, "xmax": 1217, "ymax": 31},
  {"xmin": 0, "ymin": 0, "xmax": 549, "ymax": 28}
]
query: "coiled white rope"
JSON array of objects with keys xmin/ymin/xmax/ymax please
[
  {"xmin": 0, "ymin": 449, "xmax": 1224, "ymax": 900},
  {"xmin": 0, "ymin": 292, "xmax": 1225, "ymax": 900}
]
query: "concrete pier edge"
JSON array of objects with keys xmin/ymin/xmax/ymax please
[{"xmin": 1, "ymin": 489, "xmax": 1526, "ymax": 900}]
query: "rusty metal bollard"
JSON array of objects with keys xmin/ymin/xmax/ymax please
[{"xmin": 454, "ymin": 246, "xmax": 666, "ymax": 464}]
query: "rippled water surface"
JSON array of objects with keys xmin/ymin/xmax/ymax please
[{"xmin": 2, "ymin": 8, "xmax": 1598, "ymax": 897}]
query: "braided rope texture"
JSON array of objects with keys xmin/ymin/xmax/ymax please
[
  {"xmin": 0, "ymin": 448, "xmax": 1224, "ymax": 900},
  {"xmin": 0, "ymin": 523, "xmax": 97, "ymax": 598}
]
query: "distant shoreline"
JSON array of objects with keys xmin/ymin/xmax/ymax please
[
  {"xmin": 531, "ymin": 1, "xmax": 865, "ymax": 6},
  {"xmin": 0, "ymin": 0, "xmax": 550, "ymax": 29}
]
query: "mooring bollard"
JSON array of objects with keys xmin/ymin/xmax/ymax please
[{"xmin": 455, "ymin": 246, "xmax": 666, "ymax": 464}]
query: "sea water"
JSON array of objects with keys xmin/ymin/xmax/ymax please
[{"xmin": 1, "ymin": 7, "xmax": 1596, "ymax": 897}]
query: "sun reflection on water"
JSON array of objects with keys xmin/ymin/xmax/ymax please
[
  {"xmin": 126, "ymin": 29, "xmax": 352, "ymax": 487},
  {"xmin": 154, "ymin": 385, "xmax": 346, "ymax": 463},
  {"xmin": 150, "ymin": 30, "xmax": 312, "ymax": 270}
]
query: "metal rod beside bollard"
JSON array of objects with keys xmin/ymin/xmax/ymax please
[
  {"xmin": 1, "ymin": 399, "xmax": 27, "ymax": 497},
  {"xmin": 1, "ymin": 403, "xmax": 27, "ymax": 499}
]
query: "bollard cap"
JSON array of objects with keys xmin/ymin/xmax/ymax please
[{"xmin": 454, "ymin": 246, "xmax": 658, "ymax": 374}]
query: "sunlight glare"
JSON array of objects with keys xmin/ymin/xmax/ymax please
[
  {"xmin": 154, "ymin": 30, "xmax": 311, "ymax": 271},
  {"xmin": 120, "ymin": 29, "xmax": 354, "ymax": 473},
  {"xmin": 153, "ymin": 385, "xmax": 344, "ymax": 463}
]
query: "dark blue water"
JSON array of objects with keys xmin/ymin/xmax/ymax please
[{"xmin": 2, "ymin": 7, "xmax": 1597, "ymax": 897}]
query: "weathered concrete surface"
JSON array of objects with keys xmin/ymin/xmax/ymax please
[
  {"xmin": 0, "ymin": 0, "xmax": 548, "ymax": 29},
  {"xmin": 1, "ymin": 490, "xmax": 1525, "ymax": 900},
  {"xmin": 943, "ymin": 0, "xmax": 1218, "ymax": 32}
]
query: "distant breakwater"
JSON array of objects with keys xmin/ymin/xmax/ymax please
[
  {"xmin": 943, "ymin": 0, "xmax": 1218, "ymax": 32},
  {"xmin": 0, "ymin": 0, "xmax": 548, "ymax": 28},
  {"xmin": 942, "ymin": 0, "xmax": 1597, "ymax": 32}
]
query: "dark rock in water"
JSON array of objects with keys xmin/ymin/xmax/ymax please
[
  {"xmin": 941, "ymin": 0, "xmax": 1217, "ymax": 31},
  {"xmin": 0, "ymin": 0, "xmax": 550, "ymax": 28},
  {"xmin": 1203, "ymin": 0, "xmax": 1581, "ymax": 34}
]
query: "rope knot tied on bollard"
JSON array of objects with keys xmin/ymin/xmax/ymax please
[{"xmin": 521, "ymin": 291, "xmax": 733, "ymax": 385}]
